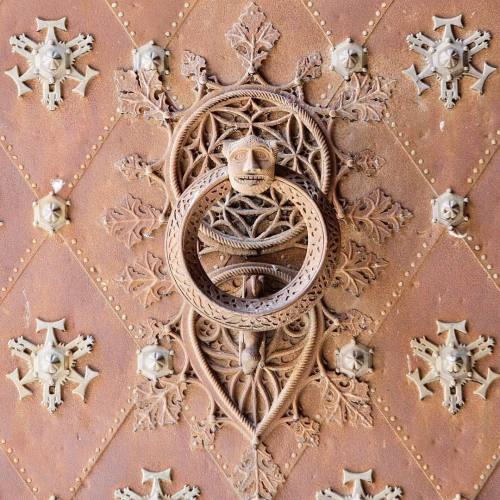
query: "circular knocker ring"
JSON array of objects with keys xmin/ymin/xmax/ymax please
[{"xmin": 165, "ymin": 166, "xmax": 340, "ymax": 331}]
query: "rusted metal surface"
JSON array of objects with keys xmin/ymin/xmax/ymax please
[{"xmin": 0, "ymin": 1, "xmax": 499, "ymax": 499}]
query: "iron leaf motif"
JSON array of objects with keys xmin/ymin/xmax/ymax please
[
  {"xmin": 321, "ymin": 303, "xmax": 374, "ymax": 337},
  {"xmin": 332, "ymin": 74, "xmax": 394, "ymax": 122},
  {"xmin": 288, "ymin": 416, "xmax": 320, "ymax": 448},
  {"xmin": 335, "ymin": 148, "xmax": 385, "ymax": 182},
  {"xmin": 115, "ymin": 154, "xmax": 163, "ymax": 183},
  {"xmin": 104, "ymin": 194, "xmax": 163, "ymax": 248},
  {"xmin": 132, "ymin": 379, "xmax": 186, "ymax": 431},
  {"xmin": 181, "ymin": 51, "xmax": 208, "ymax": 86},
  {"xmin": 189, "ymin": 417, "xmax": 221, "ymax": 450},
  {"xmin": 225, "ymin": 2, "xmax": 280, "ymax": 74},
  {"xmin": 107, "ymin": 2, "xmax": 407, "ymax": 497},
  {"xmin": 333, "ymin": 241, "xmax": 387, "ymax": 296},
  {"xmin": 233, "ymin": 444, "xmax": 284, "ymax": 500},
  {"xmin": 343, "ymin": 189, "xmax": 413, "ymax": 244},
  {"xmin": 118, "ymin": 251, "xmax": 173, "ymax": 307},
  {"xmin": 319, "ymin": 373, "xmax": 373, "ymax": 427},
  {"xmin": 115, "ymin": 69, "xmax": 173, "ymax": 125},
  {"xmin": 295, "ymin": 52, "xmax": 322, "ymax": 82}
]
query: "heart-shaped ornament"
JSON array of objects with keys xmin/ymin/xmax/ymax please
[{"xmin": 183, "ymin": 305, "xmax": 321, "ymax": 442}]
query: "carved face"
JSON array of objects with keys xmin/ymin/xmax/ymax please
[{"xmin": 223, "ymin": 135, "xmax": 278, "ymax": 195}]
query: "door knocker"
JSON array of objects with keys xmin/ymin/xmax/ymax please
[{"xmin": 166, "ymin": 133, "xmax": 340, "ymax": 331}]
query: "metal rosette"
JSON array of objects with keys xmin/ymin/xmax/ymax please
[{"xmin": 165, "ymin": 165, "xmax": 340, "ymax": 331}]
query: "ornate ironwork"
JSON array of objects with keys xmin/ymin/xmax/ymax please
[
  {"xmin": 408, "ymin": 321, "xmax": 499, "ymax": 414},
  {"xmin": 404, "ymin": 15, "xmax": 496, "ymax": 109},
  {"xmin": 109, "ymin": 2, "xmax": 410, "ymax": 497},
  {"xmin": 6, "ymin": 318, "xmax": 98, "ymax": 413},
  {"xmin": 316, "ymin": 469, "xmax": 402, "ymax": 499},
  {"xmin": 5, "ymin": 17, "xmax": 99, "ymax": 110},
  {"xmin": 114, "ymin": 468, "xmax": 200, "ymax": 500}
]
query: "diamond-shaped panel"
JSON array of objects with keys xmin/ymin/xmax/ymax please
[
  {"xmin": 312, "ymin": 0, "xmax": 385, "ymax": 42},
  {"xmin": 371, "ymin": 234, "xmax": 500, "ymax": 499},
  {"xmin": 465, "ymin": 153, "xmax": 500, "ymax": 285},
  {"xmin": 324, "ymin": 119, "xmax": 441, "ymax": 324},
  {"xmin": 108, "ymin": 0, "xmax": 194, "ymax": 47},
  {"xmin": 279, "ymin": 408, "xmax": 440, "ymax": 499},
  {"xmin": 0, "ymin": 237, "xmax": 138, "ymax": 499},
  {"xmin": 64, "ymin": 114, "xmax": 182, "ymax": 329},
  {"xmin": 367, "ymin": 0, "xmax": 500, "ymax": 194},
  {"xmin": 0, "ymin": 151, "xmax": 41, "ymax": 293},
  {"xmin": 0, "ymin": 0, "xmax": 132, "ymax": 190},
  {"xmin": 74, "ymin": 415, "xmax": 228, "ymax": 498}
]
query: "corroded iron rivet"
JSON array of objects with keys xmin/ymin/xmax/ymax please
[
  {"xmin": 137, "ymin": 345, "xmax": 174, "ymax": 381},
  {"xmin": 335, "ymin": 339, "xmax": 373, "ymax": 378},
  {"xmin": 132, "ymin": 41, "xmax": 168, "ymax": 74},
  {"xmin": 330, "ymin": 38, "xmax": 367, "ymax": 80},
  {"xmin": 33, "ymin": 191, "xmax": 70, "ymax": 234},
  {"xmin": 431, "ymin": 189, "xmax": 468, "ymax": 238}
]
